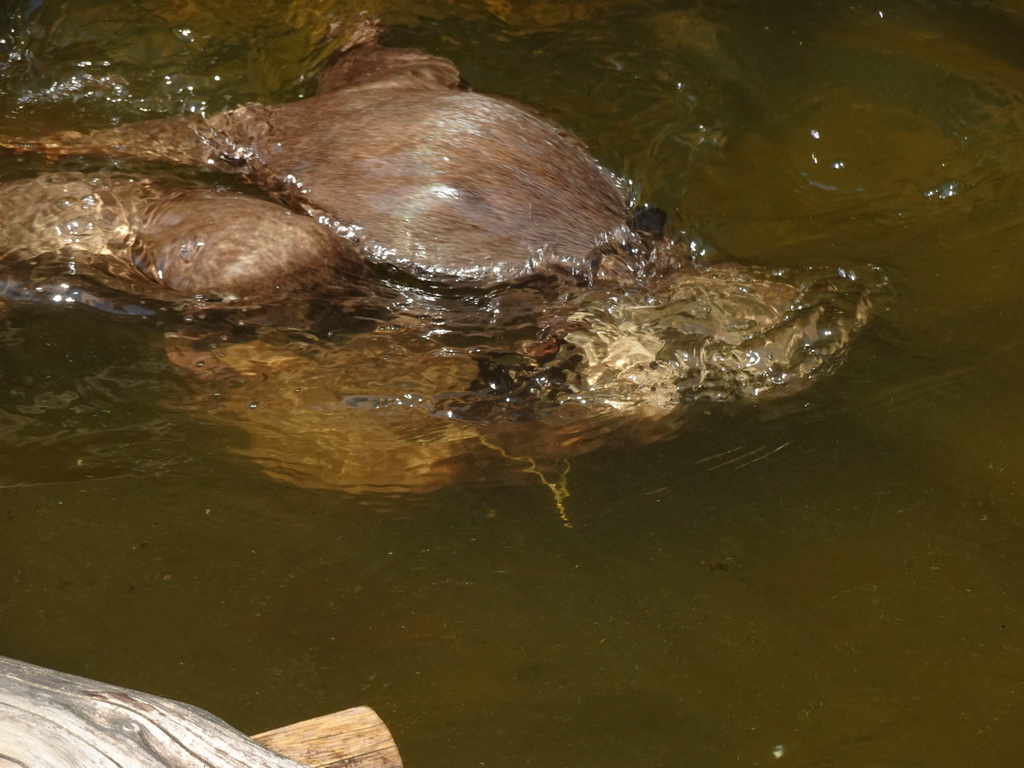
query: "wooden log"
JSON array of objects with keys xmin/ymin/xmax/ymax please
[
  {"xmin": 253, "ymin": 708, "xmax": 403, "ymax": 768},
  {"xmin": 0, "ymin": 656, "xmax": 403, "ymax": 768}
]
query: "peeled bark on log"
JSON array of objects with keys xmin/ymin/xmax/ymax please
[
  {"xmin": 0, "ymin": 656, "xmax": 403, "ymax": 768},
  {"xmin": 254, "ymin": 709, "xmax": 403, "ymax": 768}
]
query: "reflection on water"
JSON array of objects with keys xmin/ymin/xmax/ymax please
[{"xmin": 2, "ymin": 1, "xmax": 1024, "ymax": 767}]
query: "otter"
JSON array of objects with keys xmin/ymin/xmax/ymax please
[
  {"xmin": 0, "ymin": 20, "xmax": 876, "ymax": 492},
  {"xmin": 0, "ymin": 21, "xmax": 637, "ymax": 300}
]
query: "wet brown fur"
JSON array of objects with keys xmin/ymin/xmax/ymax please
[{"xmin": 0, "ymin": 21, "xmax": 632, "ymax": 298}]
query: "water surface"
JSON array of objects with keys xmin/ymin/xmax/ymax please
[{"xmin": 2, "ymin": 1, "xmax": 1024, "ymax": 766}]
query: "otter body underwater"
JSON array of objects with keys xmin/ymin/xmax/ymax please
[{"xmin": 0, "ymin": 21, "xmax": 875, "ymax": 491}]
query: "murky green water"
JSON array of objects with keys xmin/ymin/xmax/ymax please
[{"xmin": 2, "ymin": 0, "xmax": 1024, "ymax": 765}]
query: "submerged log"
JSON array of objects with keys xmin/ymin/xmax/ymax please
[{"xmin": 0, "ymin": 656, "xmax": 403, "ymax": 768}]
